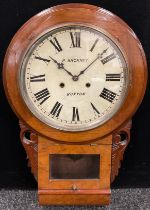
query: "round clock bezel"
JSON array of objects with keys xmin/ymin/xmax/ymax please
[
  {"xmin": 19, "ymin": 24, "xmax": 129, "ymax": 132},
  {"xmin": 3, "ymin": 3, "xmax": 147, "ymax": 143}
]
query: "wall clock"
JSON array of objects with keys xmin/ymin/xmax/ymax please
[{"xmin": 3, "ymin": 3, "xmax": 147, "ymax": 205}]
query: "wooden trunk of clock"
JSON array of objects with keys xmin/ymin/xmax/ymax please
[
  {"xmin": 20, "ymin": 120, "xmax": 131, "ymax": 205},
  {"xmin": 38, "ymin": 136, "xmax": 111, "ymax": 205}
]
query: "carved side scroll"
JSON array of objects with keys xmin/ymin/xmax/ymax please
[
  {"xmin": 19, "ymin": 120, "xmax": 132, "ymax": 183},
  {"xmin": 111, "ymin": 120, "xmax": 132, "ymax": 182},
  {"xmin": 19, "ymin": 121, "xmax": 38, "ymax": 180}
]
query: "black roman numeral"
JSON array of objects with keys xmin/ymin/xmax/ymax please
[
  {"xmin": 90, "ymin": 38, "xmax": 99, "ymax": 52},
  {"xmin": 50, "ymin": 101, "xmax": 63, "ymax": 117},
  {"xmin": 34, "ymin": 88, "xmax": 50, "ymax": 105},
  {"xmin": 106, "ymin": 74, "xmax": 121, "ymax": 81},
  {"xmin": 72, "ymin": 107, "xmax": 80, "ymax": 121},
  {"xmin": 91, "ymin": 103, "xmax": 100, "ymax": 114},
  {"xmin": 50, "ymin": 37, "xmax": 63, "ymax": 53},
  {"xmin": 35, "ymin": 56, "xmax": 50, "ymax": 64},
  {"xmin": 101, "ymin": 53, "xmax": 116, "ymax": 64},
  {"xmin": 30, "ymin": 74, "xmax": 45, "ymax": 82},
  {"xmin": 70, "ymin": 32, "xmax": 81, "ymax": 48},
  {"xmin": 100, "ymin": 88, "xmax": 116, "ymax": 103}
]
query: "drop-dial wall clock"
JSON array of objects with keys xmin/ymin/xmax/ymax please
[{"xmin": 3, "ymin": 4, "xmax": 147, "ymax": 205}]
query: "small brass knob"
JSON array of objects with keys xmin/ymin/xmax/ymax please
[{"xmin": 72, "ymin": 184, "xmax": 77, "ymax": 191}]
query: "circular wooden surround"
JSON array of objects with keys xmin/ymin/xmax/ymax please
[{"xmin": 3, "ymin": 3, "xmax": 147, "ymax": 143}]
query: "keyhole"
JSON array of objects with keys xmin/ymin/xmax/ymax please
[
  {"xmin": 86, "ymin": 83, "xmax": 91, "ymax": 88},
  {"xmin": 60, "ymin": 83, "xmax": 65, "ymax": 88}
]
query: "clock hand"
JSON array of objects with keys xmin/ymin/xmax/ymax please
[
  {"xmin": 76, "ymin": 48, "xmax": 109, "ymax": 78},
  {"xmin": 98, "ymin": 48, "xmax": 109, "ymax": 58},
  {"xmin": 62, "ymin": 65, "xmax": 74, "ymax": 77},
  {"xmin": 77, "ymin": 56, "xmax": 99, "ymax": 77},
  {"xmin": 49, "ymin": 56, "xmax": 74, "ymax": 77}
]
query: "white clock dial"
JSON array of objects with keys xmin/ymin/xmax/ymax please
[{"xmin": 20, "ymin": 25, "xmax": 129, "ymax": 131}]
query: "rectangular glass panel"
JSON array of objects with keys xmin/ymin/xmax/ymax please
[{"xmin": 49, "ymin": 154, "xmax": 100, "ymax": 179}]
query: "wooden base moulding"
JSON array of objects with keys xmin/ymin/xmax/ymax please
[{"xmin": 38, "ymin": 189, "xmax": 111, "ymax": 205}]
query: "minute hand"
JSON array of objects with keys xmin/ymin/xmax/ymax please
[
  {"xmin": 77, "ymin": 48, "xmax": 109, "ymax": 78},
  {"xmin": 77, "ymin": 56, "xmax": 99, "ymax": 77}
]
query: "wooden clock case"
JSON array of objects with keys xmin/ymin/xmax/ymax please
[{"xmin": 3, "ymin": 3, "xmax": 147, "ymax": 205}]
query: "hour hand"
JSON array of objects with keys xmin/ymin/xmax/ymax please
[
  {"xmin": 49, "ymin": 56, "xmax": 74, "ymax": 77},
  {"xmin": 49, "ymin": 56, "xmax": 63, "ymax": 69}
]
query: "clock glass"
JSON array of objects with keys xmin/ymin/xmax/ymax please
[{"xmin": 19, "ymin": 25, "xmax": 129, "ymax": 131}]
